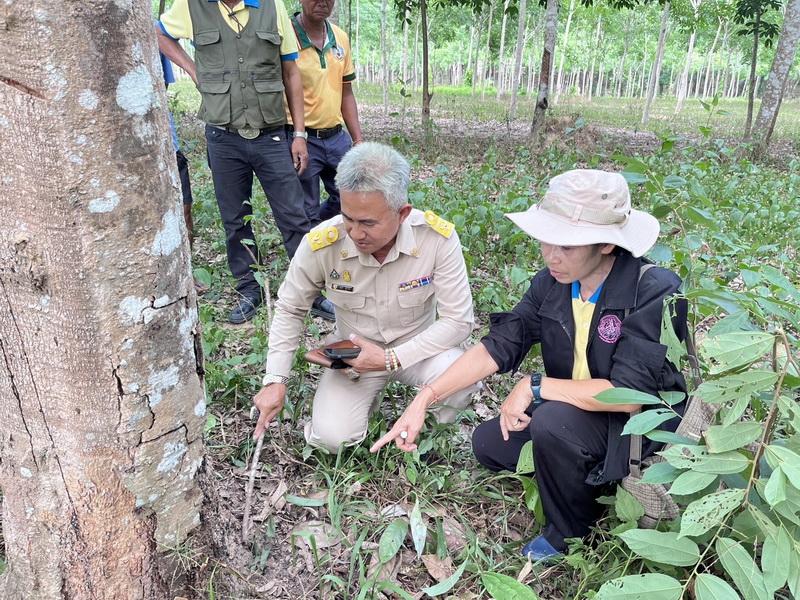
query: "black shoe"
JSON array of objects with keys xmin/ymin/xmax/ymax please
[
  {"xmin": 228, "ymin": 295, "xmax": 262, "ymax": 324},
  {"xmin": 310, "ymin": 295, "xmax": 335, "ymax": 321}
]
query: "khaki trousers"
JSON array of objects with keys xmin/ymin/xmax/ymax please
[{"xmin": 304, "ymin": 347, "xmax": 478, "ymax": 452}]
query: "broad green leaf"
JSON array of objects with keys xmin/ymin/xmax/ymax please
[
  {"xmin": 640, "ymin": 461, "xmax": 682, "ymax": 484},
  {"xmin": 764, "ymin": 445, "xmax": 800, "ymax": 489},
  {"xmin": 660, "ymin": 301, "xmax": 686, "ymax": 368},
  {"xmin": 788, "ymin": 539, "xmax": 800, "ymax": 598},
  {"xmin": 659, "ymin": 391, "xmax": 687, "ymax": 406},
  {"xmin": 762, "ymin": 527, "xmax": 791, "ymax": 594},
  {"xmin": 481, "ymin": 572, "xmax": 538, "ymax": 600},
  {"xmin": 409, "ymin": 500, "xmax": 427, "ymax": 558},
  {"xmin": 747, "ymin": 504, "xmax": 778, "ymax": 539},
  {"xmin": 595, "ymin": 388, "xmax": 663, "ymax": 405},
  {"xmin": 716, "ymin": 537, "xmax": 770, "ymax": 600},
  {"xmin": 616, "ymin": 485, "xmax": 645, "ymax": 523},
  {"xmin": 378, "ymin": 518, "xmax": 408, "ymax": 563},
  {"xmin": 663, "ymin": 175, "xmax": 687, "ymax": 189},
  {"xmin": 595, "ymin": 573, "xmax": 682, "ymax": 599},
  {"xmin": 696, "ymin": 371, "xmax": 779, "ymax": 405},
  {"xmin": 660, "ymin": 445, "xmax": 706, "ymax": 469},
  {"xmin": 692, "ymin": 451, "xmax": 750, "ymax": 474},
  {"xmin": 516, "ymin": 440, "xmax": 534, "ymax": 474},
  {"xmin": 622, "ymin": 409, "xmax": 676, "ymax": 436},
  {"xmin": 668, "ymin": 470, "xmax": 717, "ymax": 496},
  {"xmin": 704, "ymin": 422, "xmax": 763, "ymax": 454},
  {"xmin": 721, "ymin": 394, "xmax": 750, "ymax": 427},
  {"xmin": 700, "ymin": 332, "xmax": 774, "ymax": 375},
  {"xmin": 763, "ymin": 467, "xmax": 787, "ymax": 506},
  {"xmin": 520, "ymin": 476, "xmax": 544, "ymax": 523},
  {"xmin": 617, "ymin": 529, "xmax": 700, "ymax": 566},
  {"xmin": 679, "ymin": 489, "xmax": 745, "ymax": 538},
  {"xmin": 284, "ymin": 494, "xmax": 326, "ymax": 507},
  {"xmin": 622, "ymin": 171, "xmax": 649, "ymax": 184},
  {"xmin": 694, "ymin": 574, "xmax": 741, "ymax": 600},
  {"xmin": 645, "ymin": 430, "xmax": 697, "ymax": 445},
  {"xmin": 422, "ymin": 560, "xmax": 466, "ymax": 597}
]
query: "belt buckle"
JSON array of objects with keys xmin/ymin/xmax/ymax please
[{"xmin": 238, "ymin": 127, "xmax": 260, "ymax": 140}]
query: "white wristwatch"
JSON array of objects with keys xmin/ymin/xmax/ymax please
[
  {"xmin": 292, "ymin": 130, "xmax": 308, "ymax": 140},
  {"xmin": 262, "ymin": 374, "xmax": 289, "ymax": 386}
]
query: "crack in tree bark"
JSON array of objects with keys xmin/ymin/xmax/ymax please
[
  {"xmin": 0, "ymin": 75, "xmax": 45, "ymax": 99},
  {"xmin": 0, "ymin": 337, "xmax": 38, "ymax": 467}
]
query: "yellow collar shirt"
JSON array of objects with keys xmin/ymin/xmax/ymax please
[
  {"xmin": 571, "ymin": 281, "xmax": 603, "ymax": 380},
  {"xmin": 158, "ymin": 0, "xmax": 299, "ymax": 59},
  {"xmin": 286, "ymin": 15, "xmax": 356, "ymax": 128},
  {"xmin": 265, "ymin": 209, "xmax": 475, "ymax": 378}
]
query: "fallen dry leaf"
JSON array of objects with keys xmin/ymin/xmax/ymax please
[
  {"xmin": 290, "ymin": 520, "xmax": 341, "ymax": 549},
  {"xmin": 421, "ymin": 554, "xmax": 454, "ymax": 582}
]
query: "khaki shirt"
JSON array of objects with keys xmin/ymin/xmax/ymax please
[{"xmin": 265, "ymin": 209, "xmax": 474, "ymax": 378}]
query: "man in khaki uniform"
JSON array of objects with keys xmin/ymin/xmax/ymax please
[{"xmin": 252, "ymin": 143, "xmax": 477, "ymax": 451}]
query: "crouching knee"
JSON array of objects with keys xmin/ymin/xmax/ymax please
[{"xmin": 304, "ymin": 421, "xmax": 366, "ymax": 454}]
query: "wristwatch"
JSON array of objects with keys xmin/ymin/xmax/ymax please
[
  {"xmin": 292, "ymin": 130, "xmax": 308, "ymax": 140},
  {"xmin": 262, "ymin": 373, "xmax": 289, "ymax": 386},
  {"xmin": 529, "ymin": 372, "xmax": 545, "ymax": 409}
]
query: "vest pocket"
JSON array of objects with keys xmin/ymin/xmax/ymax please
[
  {"xmin": 194, "ymin": 29, "xmax": 224, "ymax": 70},
  {"xmin": 253, "ymin": 79, "xmax": 285, "ymax": 126},
  {"xmin": 255, "ymin": 30, "xmax": 282, "ymax": 69},
  {"xmin": 198, "ymin": 80, "xmax": 232, "ymax": 126}
]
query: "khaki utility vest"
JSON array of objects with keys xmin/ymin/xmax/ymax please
[{"xmin": 188, "ymin": 0, "xmax": 286, "ymax": 129}]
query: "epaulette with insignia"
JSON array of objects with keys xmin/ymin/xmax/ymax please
[
  {"xmin": 306, "ymin": 225, "xmax": 340, "ymax": 251},
  {"xmin": 424, "ymin": 210, "xmax": 454, "ymax": 238}
]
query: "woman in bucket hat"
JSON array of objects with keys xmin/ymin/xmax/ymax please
[{"xmin": 371, "ymin": 169, "xmax": 688, "ymax": 560}]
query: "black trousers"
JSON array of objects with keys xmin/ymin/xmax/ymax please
[
  {"xmin": 175, "ymin": 149, "xmax": 193, "ymax": 205},
  {"xmin": 472, "ymin": 401, "xmax": 611, "ymax": 551},
  {"xmin": 205, "ymin": 125, "xmax": 312, "ymax": 297}
]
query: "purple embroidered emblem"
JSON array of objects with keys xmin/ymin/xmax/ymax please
[{"xmin": 597, "ymin": 315, "xmax": 622, "ymax": 343}]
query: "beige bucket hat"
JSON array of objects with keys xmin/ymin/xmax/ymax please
[{"xmin": 505, "ymin": 169, "xmax": 659, "ymax": 257}]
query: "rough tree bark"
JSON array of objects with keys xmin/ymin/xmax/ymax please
[
  {"xmin": 642, "ymin": 2, "xmax": 671, "ymax": 125},
  {"xmin": 0, "ymin": 0, "xmax": 205, "ymax": 597},
  {"xmin": 530, "ymin": 0, "xmax": 558, "ymax": 138},
  {"xmin": 744, "ymin": 8, "xmax": 762, "ymax": 137},
  {"xmin": 753, "ymin": 0, "xmax": 800, "ymax": 153}
]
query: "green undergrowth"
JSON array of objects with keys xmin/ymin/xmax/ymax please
[{"xmin": 185, "ymin": 107, "xmax": 799, "ymax": 598}]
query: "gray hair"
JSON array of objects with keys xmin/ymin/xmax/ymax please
[{"xmin": 334, "ymin": 142, "xmax": 411, "ymax": 211}]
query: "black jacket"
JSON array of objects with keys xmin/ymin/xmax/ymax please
[{"xmin": 482, "ymin": 251, "xmax": 687, "ymax": 484}]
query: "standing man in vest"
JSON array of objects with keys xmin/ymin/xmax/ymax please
[
  {"xmin": 288, "ymin": 0, "xmax": 363, "ymax": 224},
  {"xmin": 156, "ymin": 0, "xmax": 335, "ymax": 324}
]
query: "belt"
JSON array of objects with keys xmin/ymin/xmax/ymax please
[
  {"xmin": 288, "ymin": 124, "xmax": 343, "ymax": 139},
  {"xmin": 209, "ymin": 124, "xmax": 283, "ymax": 140}
]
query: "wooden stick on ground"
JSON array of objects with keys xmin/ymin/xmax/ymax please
[{"xmin": 242, "ymin": 277, "xmax": 273, "ymax": 543}]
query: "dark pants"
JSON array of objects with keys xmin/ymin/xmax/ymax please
[
  {"xmin": 289, "ymin": 128, "xmax": 352, "ymax": 224},
  {"xmin": 206, "ymin": 125, "xmax": 311, "ymax": 298},
  {"xmin": 472, "ymin": 402, "xmax": 611, "ymax": 551},
  {"xmin": 176, "ymin": 149, "xmax": 193, "ymax": 205}
]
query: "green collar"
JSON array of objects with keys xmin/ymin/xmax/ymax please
[{"xmin": 291, "ymin": 13, "xmax": 338, "ymax": 67}]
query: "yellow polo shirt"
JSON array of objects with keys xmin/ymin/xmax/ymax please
[
  {"xmin": 286, "ymin": 15, "xmax": 356, "ymax": 128},
  {"xmin": 571, "ymin": 281, "xmax": 603, "ymax": 380},
  {"xmin": 159, "ymin": 0, "xmax": 299, "ymax": 59}
]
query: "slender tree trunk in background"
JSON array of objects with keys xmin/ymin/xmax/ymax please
[
  {"xmin": 421, "ymin": 0, "xmax": 433, "ymax": 127},
  {"xmin": 642, "ymin": 2, "xmax": 670, "ymax": 124},
  {"xmin": 616, "ymin": 21, "xmax": 631, "ymax": 97},
  {"xmin": 402, "ymin": 6, "xmax": 410, "ymax": 85},
  {"xmin": 0, "ymin": 0, "xmax": 206, "ymax": 596},
  {"xmin": 753, "ymin": 0, "xmax": 800, "ymax": 153},
  {"xmin": 509, "ymin": 0, "xmax": 529, "ymax": 117},
  {"xmin": 482, "ymin": 0, "xmax": 495, "ymax": 98},
  {"xmin": 587, "ymin": 17, "xmax": 602, "ymax": 102},
  {"xmin": 675, "ymin": 29, "xmax": 696, "ymax": 112},
  {"xmin": 744, "ymin": 9, "xmax": 762, "ymax": 138},
  {"xmin": 554, "ymin": 0, "xmax": 576, "ymax": 104},
  {"xmin": 413, "ymin": 16, "xmax": 420, "ymax": 89},
  {"xmin": 466, "ymin": 23, "xmax": 476, "ymax": 82},
  {"xmin": 355, "ymin": 0, "xmax": 361, "ymax": 80},
  {"xmin": 380, "ymin": 0, "xmax": 389, "ymax": 112},
  {"xmin": 497, "ymin": 0, "xmax": 511, "ymax": 96},
  {"xmin": 703, "ymin": 19, "xmax": 723, "ymax": 97},
  {"xmin": 530, "ymin": 0, "xmax": 558, "ymax": 138}
]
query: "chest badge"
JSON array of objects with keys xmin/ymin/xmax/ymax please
[
  {"xmin": 597, "ymin": 315, "xmax": 622, "ymax": 344},
  {"xmin": 330, "ymin": 269, "xmax": 340, "ymax": 280},
  {"xmin": 342, "ymin": 270, "xmax": 351, "ymax": 282},
  {"xmin": 331, "ymin": 45, "xmax": 345, "ymax": 61}
]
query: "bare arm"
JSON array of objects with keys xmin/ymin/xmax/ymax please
[
  {"xmin": 541, "ymin": 376, "xmax": 639, "ymax": 413},
  {"xmin": 281, "ymin": 60, "xmax": 308, "ymax": 173},
  {"xmin": 155, "ymin": 25, "xmax": 197, "ymax": 83},
  {"xmin": 341, "ymin": 83, "xmax": 363, "ymax": 144}
]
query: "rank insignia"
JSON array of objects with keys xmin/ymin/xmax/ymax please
[
  {"xmin": 411, "ymin": 247, "xmax": 420, "ymax": 257},
  {"xmin": 330, "ymin": 269, "xmax": 340, "ymax": 280},
  {"xmin": 343, "ymin": 270, "xmax": 351, "ymax": 282},
  {"xmin": 340, "ymin": 250, "xmax": 349, "ymax": 258},
  {"xmin": 424, "ymin": 210, "xmax": 454, "ymax": 239}
]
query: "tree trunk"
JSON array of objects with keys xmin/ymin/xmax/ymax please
[
  {"xmin": 616, "ymin": 20, "xmax": 631, "ymax": 97},
  {"xmin": 587, "ymin": 17, "xmax": 602, "ymax": 102},
  {"xmin": 642, "ymin": 2, "xmax": 670, "ymax": 124},
  {"xmin": 496, "ymin": 0, "xmax": 511, "ymax": 96},
  {"xmin": 675, "ymin": 29, "xmax": 697, "ymax": 112},
  {"xmin": 530, "ymin": 0, "xmax": 558, "ymax": 138},
  {"xmin": 421, "ymin": 0, "xmax": 432, "ymax": 126},
  {"xmin": 0, "ymin": 0, "xmax": 205, "ymax": 597},
  {"xmin": 745, "ymin": 9, "xmax": 762, "ymax": 137},
  {"xmin": 509, "ymin": 0, "xmax": 529, "ymax": 118},
  {"xmin": 380, "ymin": 0, "xmax": 389, "ymax": 112},
  {"xmin": 402, "ymin": 6, "xmax": 410, "ymax": 85},
  {"xmin": 554, "ymin": 0, "xmax": 576, "ymax": 104},
  {"xmin": 753, "ymin": 0, "xmax": 800, "ymax": 152},
  {"xmin": 355, "ymin": 0, "xmax": 361, "ymax": 80},
  {"xmin": 482, "ymin": 0, "xmax": 495, "ymax": 98}
]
